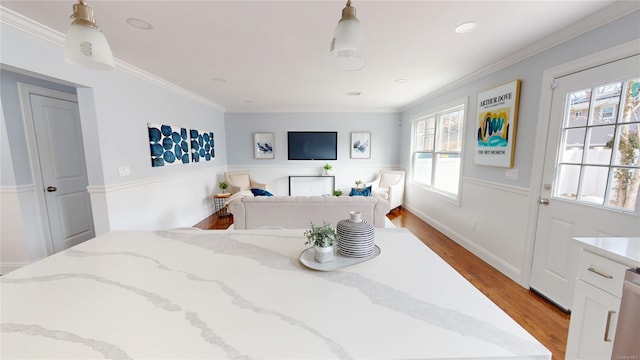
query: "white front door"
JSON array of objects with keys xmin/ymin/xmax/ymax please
[
  {"xmin": 28, "ymin": 93, "xmax": 95, "ymax": 253},
  {"xmin": 530, "ymin": 54, "xmax": 640, "ymax": 310}
]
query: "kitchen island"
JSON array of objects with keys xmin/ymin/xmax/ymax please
[{"xmin": 1, "ymin": 228, "xmax": 550, "ymax": 359}]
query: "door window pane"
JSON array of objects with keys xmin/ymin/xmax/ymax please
[
  {"xmin": 612, "ymin": 124, "xmax": 640, "ymax": 167},
  {"xmin": 560, "ymin": 128, "xmax": 585, "ymax": 163},
  {"xmin": 566, "ymin": 89, "xmax": 591, "ymax": 127},
  {"xmin": 619, "ymin": 79, "xmax": 640, "ymax": 124},
  {"xmin": 555, "ymin": 164, "xmax": 581, "ymax": 200},
  {"xmin": 579, "ymin": 166, "xmax": 608, "ymax": 205},
  {"xmin": 584, "ymin": 125, "xmax": 614, "ymax": 165},
  {"xmin": 591, "ymin": 82, "xmax": 622, "ymax": 125},
  {"xmin": 607, "ymin": 167, "xmax": 638, "ymax": 211}
]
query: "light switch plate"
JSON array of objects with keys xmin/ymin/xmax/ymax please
[
  {"xmin": 505, "ymin": 169, "xmax": 518, "ymax": 180},
  {"xmin": 119, "ymin": 166, "xmax": 131, "ymax": 177}
]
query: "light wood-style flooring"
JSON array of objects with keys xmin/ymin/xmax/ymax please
[{"xmin": 194, "ymin": 208, "xmax": 570, "ymax": 360}]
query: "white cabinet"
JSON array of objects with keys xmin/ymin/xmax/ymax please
[
  {"xmin": 289, "ymin": 176, "xmax": 334, "ymax": 196},
  {"xmin": 566, "ymin": 278, "xmax": 621, "ymax": 359},
  {"xmin": 566, "ymin": 237, "xmax": 640, "ymax": 360}
]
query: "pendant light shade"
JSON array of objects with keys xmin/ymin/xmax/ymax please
[
  {"xmin": 64, "ymin": 0, "xmax": 114, "ymax": 70},
  {"xmin": 329, "ymin": 0, "xmax": 365, "ymax": 71}
]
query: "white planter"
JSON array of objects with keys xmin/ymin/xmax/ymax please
[
  {"xmin": 323, "ymin": 169, "xmax": 332, "ymax": 176},
  {"xmin": 314, "ymin": 245, "xmax": 334, "ymax": 263}
]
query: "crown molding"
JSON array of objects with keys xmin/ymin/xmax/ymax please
[
  {"xmin": 0, "ymin": 6, "xmax": 225, "ymax": 112},
  {"xmin": 401, "ymin": 1, "xmax": 640, "ymax": 112}
]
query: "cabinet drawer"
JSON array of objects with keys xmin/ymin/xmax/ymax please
[{"xmin": 577, "ymin": 250, "xmax": 628, "ymax": 297}]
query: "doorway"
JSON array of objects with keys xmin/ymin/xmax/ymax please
[
  {"xmin": 18, "ymin": 83, "xmax": 95, "ymax": 254},
  {"xmin": 529, "ymin": 51, "xmax": 640, "ymax": 310}
]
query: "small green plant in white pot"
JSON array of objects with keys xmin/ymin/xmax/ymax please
[
  {"xmin": 304, "ymin": 221, "xmax": 338, "ymax": 263},
  {"xmin": 218, "ymin": 181, "xmax": 229, "ymax": 193},
  {"xmin": 323, "ymin": 163, "xmax": 332, "ymax": 176},
  {"xmin": 355, "ymin": 180, "xmax": 363, "ymax": 189}
]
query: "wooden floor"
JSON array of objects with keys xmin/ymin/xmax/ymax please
[{"xmin": 194, "ymin": 208, "xmax": 570, "ymax": 359}]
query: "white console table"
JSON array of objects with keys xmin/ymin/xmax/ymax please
[{"xmin": 289, "ymin": 175, "xmax": 335, "ymax": 196}]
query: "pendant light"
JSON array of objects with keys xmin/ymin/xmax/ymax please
[
  {"xmin": 63, "ymin": 0, "xmax": 114, "ymax": 70},
  {"xmin": 329, "ymin": 0, "xmax": 366, "ymax": 71}
]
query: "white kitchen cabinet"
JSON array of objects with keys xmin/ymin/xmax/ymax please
[
  {"xmin": 566, "ymin": 237, "xmax": 640, "ymax": 360},
  {"xmin": 566, "ymin": 278, "xmax": 621, "ymax": 359}
]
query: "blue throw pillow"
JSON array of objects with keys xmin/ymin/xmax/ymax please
[
  {"xmin": 349, "ymin": 185, "xmax": 371, "ymax": 197},
  {"xmin": 250, "ymin": 188, "xmax": 273, "ymax": 196}
]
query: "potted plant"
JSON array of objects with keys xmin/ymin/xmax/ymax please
[
  {"xmin": 304, "ymin": 221, "xmax": 338, "ymax": 263},
  {"xmin": 333, "ymin": 189, "xmax": 343, "ymax": 197},
  {"xmin": 218, "ymin": 181, "xmax": 229, "ymax": 193},
  {"xmin": 323, "ymin": 163, "xmax": 333, "ymax": 176},
  {"xmin": 355, "ymin": 180, "xmax": 363, "ymax": 189}
]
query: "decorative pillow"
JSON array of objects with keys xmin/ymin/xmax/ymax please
[
  {"xmin": 250, "ymin": 188, "xmax": 273, "ymax": 197},
  {"xmin": 349, "ymin": 185, "xmax": 372, "ymax": 197}
]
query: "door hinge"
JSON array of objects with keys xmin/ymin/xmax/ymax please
[{"xmin": 550, "ymin": 80, "xmax": 559, "ymax": 89}]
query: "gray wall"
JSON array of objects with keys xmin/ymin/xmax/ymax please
[
  {"xmin": 224, "ymin": 112, "xmax": 402, "ymax": 195},
  {"xmin": 225, "ymin": 112, "xmax": 401, "ymax": 165},
  {"xmin": 395, "ymin": 9, "xmax": 640, "ymax": 287},
  {"xmin": 400, "ymin": 10, "xmax": 640, "ymax": 189}
]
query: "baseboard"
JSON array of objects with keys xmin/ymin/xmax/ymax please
[{"xmin": 402, "ymin": 203, "xmax": 525, "ymax": 287}]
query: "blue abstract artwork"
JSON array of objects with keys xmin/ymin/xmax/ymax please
[
  {"xmin": 350, "ymin": 132, "xmax": 371, "ymax": 159},
  {"xmin": 148, "ymin": 123, "xmax": 190, "ymax": 167},
  {"xmin": 190, "ymin": 129, "xmax": 215, "ymax": 162}
]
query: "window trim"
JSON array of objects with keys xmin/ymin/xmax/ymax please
[{"xmin": 410, "ymin": 97, "xmax": 468, "ymax": 202}]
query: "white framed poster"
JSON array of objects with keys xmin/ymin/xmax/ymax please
[
  {"xmin": 254, "ymin": 132, "xmax": 274, "ymax": 159},
  {"xmin": 474, "ymin": 80, "xmax": 521, "ymax": 168},
  {"xmin": 350, "ymin": 132, "xmax": 371, "ymax": 159}
]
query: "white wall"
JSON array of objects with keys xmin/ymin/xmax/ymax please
[
  {"xmin": 399, "ymin": 10, "xmax": 640, "ymax": 287},
  {"xmin": 224, "ymin": 112, "xmax": 402, "ymax": 195},
  {"xmin": 0, "ymin": 18, "xmax": 227, "ymax": 271}
]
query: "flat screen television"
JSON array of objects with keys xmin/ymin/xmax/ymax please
[{"xmin": 287, "ymin": 131, "xmax": 337, "ymax": 160}]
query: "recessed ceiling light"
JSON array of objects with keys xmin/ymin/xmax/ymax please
[
  {"xmin": 455, "ymin": 22, "xmax": 478, "ymax": 34},
  {"xmin": 395, "ymin": 78, "xmax": 407, "ymax": 84},
  {"xmin": 126, "ymin": 18, "xmax": 154, "ymax": 30},
  {"xmin": 346, "ymin": 91, "xmax": 362, "ymax": 96},
  {"xmin": 212, "ymin": 77, "xmax": 227, "ymax": 83}
]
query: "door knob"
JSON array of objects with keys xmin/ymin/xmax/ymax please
[
  {"xmin": 538, "ymin": 198, "xmax": 550, "ymax": 205},
  {"xmin": 46, "ymin": 186, "xmax": 57, "ymax": 192}
]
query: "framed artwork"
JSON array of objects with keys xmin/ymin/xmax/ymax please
[
  {"xmin": 254, "ymin": 132, "xmax": 274, "ymax": 159},
  {"xmin": 351, "ymin": 132, "xmax": 371, "ymax": 159},
  {"xmin": 474, "ymin": 80, "xmax": 521, "ymax": 168},
  {"xmin": 190, "ymin": 129, "xmax": 215, "ymax": 163},
  {"xmin": 148, "ymin": 123, "xmax": 189, "ymax": 167}
]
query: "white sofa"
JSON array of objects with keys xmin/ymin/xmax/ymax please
[{"xmin": 228, "ymin": 194, "xmax": 390, "ymax": 229}]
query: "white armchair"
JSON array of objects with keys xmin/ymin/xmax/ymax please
[
  {"xmin": 224, "ymin": 171, "xmax": 267, "ymax": 194},
  {"xmin": 367, "ymin": 170, "xmax": 405, "ymax": 211}
]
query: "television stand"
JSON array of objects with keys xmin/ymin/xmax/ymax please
[{"xmin": 289, "ymin": 176, "xmax": 335, "ymax": 196}]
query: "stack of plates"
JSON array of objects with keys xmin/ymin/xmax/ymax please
[{"xmin": 336, "ymin": 218, "xmax": 375, "ymax": 258}]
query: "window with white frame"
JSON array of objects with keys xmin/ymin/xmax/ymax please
[{"xmin": 411, "ymin": 103, "xmax": 465, "ymax": 198}]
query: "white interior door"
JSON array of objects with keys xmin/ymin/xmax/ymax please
[
  {"xmin": 530, "ymin": 55, "xmax": 640, "ymax": 310},
  {"xmin": 29, "ymin": 93, "xmax": 95, "ymax": 253}
]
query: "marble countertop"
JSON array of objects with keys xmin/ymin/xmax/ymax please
[
  {"xmin": 573, "ymin": 237, "xmax": 640, "ymax": 266},
  {"xmin": 1, "ymin": 228, "xmax": 550, "ymax": 359}
]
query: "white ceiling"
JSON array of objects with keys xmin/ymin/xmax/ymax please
[{"xmin": 1, "ymin": 1, "xmax": 634, "ymax": 112}]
